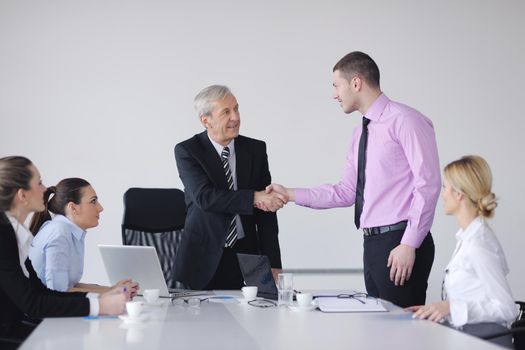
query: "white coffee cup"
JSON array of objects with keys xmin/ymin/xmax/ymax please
[
  {"xmin": 126, "ymin": 301, "xmax": 144, "ymax": 318},
  {"xmin": 296, "ymin": 292, "xmax": 313, "ymax": 308},
  {"xmin": 241, "ymin": 286, "xmax": 258, "ymax": 301},
  {"xmin": 143, "ymin": 289, "xmax": 160, "ymax": 304}
]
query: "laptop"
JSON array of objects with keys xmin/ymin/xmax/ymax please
[
  {"xmin": 236, "ymin": 253, "xmax": 279, "ymax": 300},
  {"xmin": 98, "ymin": 245, "xmax": 203, "ymax": 298}
]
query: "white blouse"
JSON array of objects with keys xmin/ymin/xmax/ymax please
[
  {"xmin": 6, "ymin": 212, "xmax": 33, "ymax": 278},
  {"xmin": 444, "ymin": 217, "xmax": 518, "ymax": 327}
]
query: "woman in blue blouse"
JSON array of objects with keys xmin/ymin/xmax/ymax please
[
  {"xmin": 0, "ymin": 156, "xmax": 128, "ymax": 342},
  {"xmin": 29, "ymin": 178, "xmax": 138, "ymax": 295}
]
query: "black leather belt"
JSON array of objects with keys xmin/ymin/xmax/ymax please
[{"xmin": 362, "ymin": 221, "xmax": 407, "ymax": 236}]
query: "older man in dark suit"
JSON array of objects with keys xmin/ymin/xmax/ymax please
[{"xmin": 174, "ymin": 85, "xmax": 286, "ymax": 290}]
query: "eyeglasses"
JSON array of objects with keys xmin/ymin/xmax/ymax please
[
  {"xmin": 171, "ymin": 297, "xmax": 212, "ymax": 307},
  {"xmin": 248, "ymin": 299, "xmax": 277, "ymax": 308},
  {"xmin": 314, "ymin": 293, "xmax": 369, "ymax": 304}
]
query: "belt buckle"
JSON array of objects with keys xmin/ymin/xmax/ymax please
[{"xmin": 363, "ymin": 227, "xmax": 375, "ymax": 236}]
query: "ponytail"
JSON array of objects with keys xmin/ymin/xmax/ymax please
[{"xmin": 29, "ymin": 186, "xmax": 56, "ymax": 235}]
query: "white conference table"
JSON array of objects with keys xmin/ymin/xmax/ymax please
[{"xmin": 20, "ymin": 291, "xmax": 503, "ymax": 350}]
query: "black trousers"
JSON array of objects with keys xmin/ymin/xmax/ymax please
[
  {"xmin": 363, "ymin": 229, "xmax": 434, "ymax": 308},
  {"xmin": 204, "ymin": 240, "xmax": 247, "ymax": 290}
]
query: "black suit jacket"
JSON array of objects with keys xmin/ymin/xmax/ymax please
[
  {"xmin": 0, "ymin": 213, "xmax": 89, "ymax": 337},
  {"xmin": 174, "ymin": 132, "xmax": 282, "ymax": 289}
]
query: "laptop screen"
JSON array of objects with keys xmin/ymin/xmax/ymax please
[
  {"xmin": 98, "ymin": 245, "xmax": 171, "ymax": 297},
  {"xmin": 237, "ymin": 253, "xmax": 278, "ymax": 300}
]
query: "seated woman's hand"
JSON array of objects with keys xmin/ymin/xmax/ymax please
[
  {"xmin": 99, "ymin": 287, "xmax": 127, "ymax": 315},
  {"xmin": 114, "ymin": 279, "xmax": 140, "ymax": 299},
  {"xmin": 406, "ymin": 301, "xmax": 450, "ymax": 323}
]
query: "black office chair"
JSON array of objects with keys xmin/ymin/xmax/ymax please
[
  {"xmin": 482, "ymin": 301, "xmax": 525, "ymax": 350},
  {"xmin": 122, "ymin": 188, "xmax": 187, "ymax": 289}
]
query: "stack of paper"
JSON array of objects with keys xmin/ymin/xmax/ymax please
[{"xmin": 315, "ymin": 297, "xmax": 387, "ymax": 313}]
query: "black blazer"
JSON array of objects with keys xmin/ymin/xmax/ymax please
[
  {"xmin": 0, "ymin": 213, "xmax": 89, "ymax": 337},
  {"xmin": 174, "ymin": 132, "xmax": 282, "ymax": 289}
]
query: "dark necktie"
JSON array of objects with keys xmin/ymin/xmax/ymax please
[
  {"xmin": 354, "ymin": 117, "xmax": 370, "ymax": 229},
  {"xmin": 221, "ymin": 147, "xmax": 237, "ymax": 247}
]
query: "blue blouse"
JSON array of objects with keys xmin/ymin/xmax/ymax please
[{"xmin": 28, "ymin": 215, "xmax": 86, "ymax": 292}]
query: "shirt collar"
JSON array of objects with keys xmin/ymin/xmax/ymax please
[
  {"xmin": 207, "ymin": 133, "xmax": 235, "ymax": 158},
  {"xmin": 455, "ymin": 216, "xmax": 483, "ymax": 242},
  {"xmin": 5, "ymin": 212, "xmax": 33, "ymax": 247},
  {"xmin": 53, "ymin": 214, "xmax": 86, "ymax": 241},
  {"xmin": 5, "ymin": 212, "xmax": 33, "ymax": 277},
  {"xmin": 364, "ymin": 93, "xmax": 390, "ymax": 122}
]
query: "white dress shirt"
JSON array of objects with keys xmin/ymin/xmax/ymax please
[
  {"xmin": 5, "ymin": 212, "xmax": 33, "ymax": 278},
  {"xmin": 444, "ymin": 217, "xmax": 517, "ymax": 327}
]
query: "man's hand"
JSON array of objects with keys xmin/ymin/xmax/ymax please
[
  {"xmin": 265, "ymin": 183, "xmax": 295, "ymax": 202},
  {"xmin": 406, "ymin": 301, "xmax": 450, "ymax": 323},
  {"xmin": 254, "ymin": 190, "xmax": 288, "ymax": 212},
  {"xmin": 271, "ymin": 268, "xmax": 282, "ymax": 283},
  {"xmin": 387, "ymin": 244, "xmax": 416, "ymax": 286}
]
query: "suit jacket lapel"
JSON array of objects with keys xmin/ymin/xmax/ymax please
[
  {"xmin": 197, "ymin": 131, "xmax": 229, "ymax": 189},
  {"xmin": 235, "ymin": 136, "xmax": 251, "ymax": 190}
]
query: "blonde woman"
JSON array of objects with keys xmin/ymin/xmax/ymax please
[{"xmin": 407, "ymin": 155, "xmax": 517, "ymax": 345}]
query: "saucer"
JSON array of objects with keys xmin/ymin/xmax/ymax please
[
  {"xmin": 118, "ymin": 314, "xmax": 148, "ymax": 324},
  {"xmin": 288, "ymin": 302, "xmax": 317, "ymax": 312},
  {"xmin": 237, "ymin": 297, "xmax": 256, "ymax": 305}
]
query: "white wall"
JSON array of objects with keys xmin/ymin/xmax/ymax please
[{"xmin": 1, "ymin": 0, "xmax": 524, "ymax": 303}]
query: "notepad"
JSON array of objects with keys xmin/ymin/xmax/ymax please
[{"xmin": 315, "ymin": 297, "xmax": 387, "ymax": 313}]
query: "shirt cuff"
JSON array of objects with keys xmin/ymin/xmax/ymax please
[
  {"xmin": 449, "ymin": 299, "xmax": 468, "ymax": 327},
  {"xmin": 400, "ymin": 226, "xmax": 426, "ymax": 248},
  {"xmin": 87, "ymin": 293, "xmax": 100, "ymax": 316},
  {"xmin": 294, "ymin": 188, "xmax": 309, "ymax": 206}
]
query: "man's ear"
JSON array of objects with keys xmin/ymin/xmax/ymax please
[
  {"xmin": 200, "ymin": 115, "xmax": 209, "ymax": 129},
  {"xmin": 353, "ymin": 76, "xmax": 363, "ymax": 91}
]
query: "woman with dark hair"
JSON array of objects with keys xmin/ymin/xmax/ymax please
[
  {"xmin": 29, "ymin": 178, "xmax": 138, "ymax": 295},
  {"xmin": 0, "ymin": 156, "xmax": 127, "ymax": 342}
]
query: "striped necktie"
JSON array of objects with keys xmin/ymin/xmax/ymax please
[{"xmin": 222, "ymin": 147, "xmax": 237, "ymax": 247}]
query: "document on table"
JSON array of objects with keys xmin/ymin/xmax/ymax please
[{"xmin": 315, "ymin": 297, "xmax": 387, "ymax": 313}]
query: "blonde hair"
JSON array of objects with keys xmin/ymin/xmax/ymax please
[{"xmin": 444, "ymin": 155, "xmax": 497, "ymax": 218}]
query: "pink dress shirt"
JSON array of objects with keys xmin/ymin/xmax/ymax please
[{"xmin": 295, "ymin": 94, "xmax": 441, "ymax": 248}]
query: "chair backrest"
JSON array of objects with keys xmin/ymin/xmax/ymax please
[
  {"xmin": 122, "ymin": 188, "xmax": 187, "ymax": 289},
  {"xmin": 513, "ymin": 301, "xmax": 525, "ymax": 350}
]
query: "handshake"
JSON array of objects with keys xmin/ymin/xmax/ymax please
[{"xmin": 253, "ymin": 183, "xmax": 293, "ymax": 212}]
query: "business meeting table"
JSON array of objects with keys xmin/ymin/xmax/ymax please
[{"xmin": 20, "ymin": 291, "xmax": 504, "ymax": 350}]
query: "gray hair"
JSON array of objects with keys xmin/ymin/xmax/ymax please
[{"xmin": 193, "ymin": 85, "xmax": 232, "ymax": 118}]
